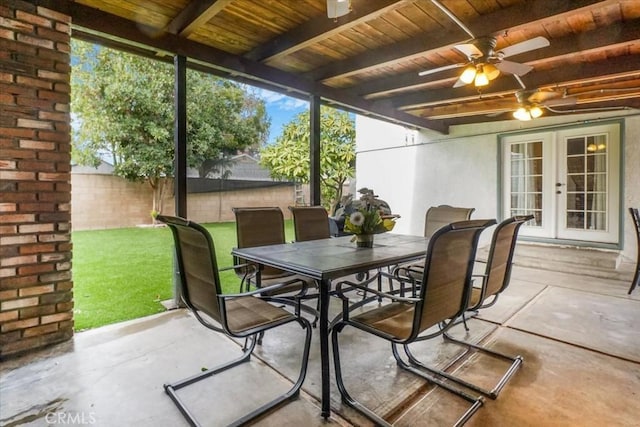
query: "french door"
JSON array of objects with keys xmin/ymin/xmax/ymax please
[{"xmin": 502, "ymin": 123, "xmax": 620, "ymax": 244}]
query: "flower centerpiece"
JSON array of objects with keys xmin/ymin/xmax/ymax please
[{"xmin": 343, "ymin": 188, "xmax": 397, "ymax": 248}]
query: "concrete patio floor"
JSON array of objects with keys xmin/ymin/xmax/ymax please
[{"xmin": 1, "ymin": 265, "xmax": 639, "ymax": 426}]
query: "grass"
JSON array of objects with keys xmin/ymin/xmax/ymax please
[{"xmin": 71, "ymin": 221, "xmax": 295, "ymax": 331}]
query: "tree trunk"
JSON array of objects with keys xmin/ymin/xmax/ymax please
[{"xmin": 148, "ymin": 176, "xmax": 170, "ymax": 225}]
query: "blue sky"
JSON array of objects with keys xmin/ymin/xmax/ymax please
[{"xmin": 251, "ymin": 88, "xmax": 309, "ymax": 145}]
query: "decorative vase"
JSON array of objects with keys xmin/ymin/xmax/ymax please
[{"xmin": 355, "ymin": 234, "xmax": 374, "ymax": 248}]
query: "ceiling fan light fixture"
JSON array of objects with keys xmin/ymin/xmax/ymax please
[
  {"xmin": 530, "ymin": 105, "xmax": 543, "ymax": 118},
  {"xmin": 484, "ymin": 63, "xmax": 500, "ymax": 80},
  {"xmin": 460, "ymin": 65, "xmax": 477, "ymax": 84},
  {"xmin": 513, "ymin": 107, "xmax": 532, "ymax": 121},
  {"xmin": 474, "ymin": 67, "xmax": 489, "ymax": 87}
]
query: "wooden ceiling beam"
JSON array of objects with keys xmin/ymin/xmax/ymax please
[
  {"xmin": 40, "ymin": 0, "xmax": 446, "ymax": 133},
  {"xmin": 164, "ymin": 0, "xmax": 234, "ymax": 37},
  {"xmin": 419, "ymin": 99, "xmax": 517, "ymax": 120},
  {"xmin": 413, "ymin": 85, "xmax": 640, "ymax": 120},
  {"xmin": 306, "ymin": 0, "xmax": 616, "ymax": 82},
  {"xmin": 245, "ymin": 0, "xmax": 406, "ymax": 63},
  {"xmin": 438, "ymin": 97, "xmax": 640, "ymax": 126},
  {"xmin": 359, "ymin": 18, "xmax": 640, "ymax": 99},
  {"xmin": 393, "ymin": 55, "xmax": 640, "ymax": 111}
]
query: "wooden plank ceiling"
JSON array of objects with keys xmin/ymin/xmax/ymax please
[{"xmin": 43, "ymin": 0, "xmax": 640, "ymax": 134}]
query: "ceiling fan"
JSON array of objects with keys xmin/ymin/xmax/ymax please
[
  {"xmin": 510, "ymin": 76, "xmax": 577, "ymax": 120},
  {"xmin": 513, "ymin": 90, "xmax": 559, "ymax": 120},
  {"xmin": 419, "ymin": 35, "xmax": 550, "ymax": 88}
]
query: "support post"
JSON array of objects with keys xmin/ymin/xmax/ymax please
[
  {"xmin": 174, "ymin": 55, "xmax": 187, "ymax": 218},
  {"xmin": 310, "ymin": 95, "xmax": 321, "ymax": 206},
  {"xmin": 173, "ymin": 55, "xmax": 187, "ymax": 306}
]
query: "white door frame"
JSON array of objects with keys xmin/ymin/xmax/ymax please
[
  {"xmin": 501, "ymin": 122, "xmax": 620, "ymax": 244},
  {"xmin": 555, "ymin": 124, "xmax": 620, "ymax": 243}
]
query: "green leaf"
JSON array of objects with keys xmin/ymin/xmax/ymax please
[{"xmin": 259, "ymin": 106, "xmax": 355, "ymax": 211}]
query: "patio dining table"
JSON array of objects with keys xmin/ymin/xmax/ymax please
[{"xmin": 231, "ymin": 232, "xmax": 430, "ymax": 418}]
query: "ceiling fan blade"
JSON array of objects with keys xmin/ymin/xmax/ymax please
[
  {"xmin": 499, "ymin": 36, "xmax": 550, "ymax": 58},
  {"xmin": 454, "ymin": 43, "xmax": 483, "ymax": 58},
  {"xmin": 453, "ymin": 77, "xmax": 468, "ymax": 88},
  {"xmin": 496, "ymin": 60, "xmax": 533, "ymax": 76},
  {"xmin": 528, "ymin": 90, "xmax": 561, "ymax": 103},
  {"xmin": 486, "ymin": 110, "xmax": 509, "ymax": 118},
  {"xmin": 418, "ymin": 63, "xmax": 464, "ymax": 77},
  {"xmin": 543, "ymin": 96, "xmax": 577, "ymax": 107}
]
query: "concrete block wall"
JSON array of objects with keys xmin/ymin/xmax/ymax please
[
  {"xmin": 0, "ymin": 1, "xmax": 73, "ymax": 357},
  {"xmin": 71, "ymin": 172, "xmax": 305, "ymax": 229},
  {"xmin": 70, "ymin": 173, "xmax": 154, "ymax": 230},
  {"xmin": 186, "ymin": 185, "xmax": 301, "ymax": 224}
]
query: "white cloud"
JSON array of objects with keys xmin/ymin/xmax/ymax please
[{"xmin": 252, "ymin": 88, "xmax": 308, "ymax": 111}]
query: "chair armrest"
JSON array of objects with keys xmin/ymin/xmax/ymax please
[
  {"xmin": 219, "ymin": 263, "xmax": 257, "ymax": 274},
  {"xmin": 219, "ymin": 281, "xmax": 301, "ymax": 299},
  {"xmin": 335, "ymin": 275, "xmax": 420, "ymax": 304},
  {"xmin": 394, "ymin": 264, "xmax": 423, "ymax": 279},
  {"xmin": 221, "ymin": 262, "xmax": 259, "ymax": 293}
]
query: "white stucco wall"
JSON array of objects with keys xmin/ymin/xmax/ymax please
[{"xmin": 355, "ymin": 111, "xmax": 640, "ymax": 261}]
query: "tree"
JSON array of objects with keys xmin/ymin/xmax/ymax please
[
  {"xmin": 71, "ymin": 40, "xmax": 270, "ymax": 218},
  {"xmin": 259, "ymin": 107, "xmax": 355, "ymax": 212}
]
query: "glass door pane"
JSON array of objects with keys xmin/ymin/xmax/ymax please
[
  {"xmin": 565, "ymin": 134, "xmax": 608, "ymax": 231},
  {"xmin": 509, "ymin": 141, "xmax": 543, "ymax": 226}
]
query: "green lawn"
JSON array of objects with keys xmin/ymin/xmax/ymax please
[{"xmin": 71, "ymin": 221, "xmax": 295, "ymax": 331}]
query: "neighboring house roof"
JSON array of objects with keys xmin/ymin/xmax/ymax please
[
  {"xmin": 227, "ymin": 154, "xmax": 273, "ymax": 181},
  {"xmin": 71, "ymin": 155, "xmax": 274, "ymax": 180},
  {"xmin": 71, "ymin": 160, "xmax": 114, "ymax": 175},
  {"xmin": 188, "ymin": 154, "xmax": 275, "ymax": 182}
]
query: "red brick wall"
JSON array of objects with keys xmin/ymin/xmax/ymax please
[{"xmin": 0, "ymin": 1, "xmax": 73, "ymax": 357}]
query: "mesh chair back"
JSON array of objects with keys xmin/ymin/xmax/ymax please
[
  {"xmin": 424, "ymin": 205, "xmax": 475, "ymax": 238},
  {"xmin": 482, "ymin": 215, "xmax": 533, "ymax": 300},
  {"xmin": 233, "ymin": 207, "xmax": 288, "ymax": 277},
  {"xmin": 415, "ymin": 219, "xmax": 495, "ymax": 334},
  {"xmin": 289, "ymin": 206, "xmax": 331, "ymax": 241},
  {"xmin": 156, "ymin": 215, "xmax": 222, "ymax": 322}
]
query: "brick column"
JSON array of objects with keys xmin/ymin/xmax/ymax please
[{"xmin": 0, "ymin": 1, "xmax": 73, "ymax": 357}]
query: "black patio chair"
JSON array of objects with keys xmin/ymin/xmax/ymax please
[
  {"xmin": 233, "ymin": 207, "xmax": 319, "ymax": 327},
  {"xmin": 412, "ymin": 215, "xmax": 533, "ymax": 400},
  {"xmin": 466, "ymin": 215, "xmax": 534, "ymax": 313},
  {"xmin": 332, "ymin": 219, "xmax": 496, "ymax": 427},
  {"xmin": 395, "ymin": 204, "xmax": 476, "ymax": 285},
  {"xmin": 156, "ymin": 215, "xmax": 312, "ymax": 427},
  {"xmin": 232, "ymin": 207, "xmax": 317, "ymax": 294},
  {"xmin": 628, "ymin": 207, "xmax": 640, "ymax": 294},
  {"xmin": 289, "ymin": 205, "xmax": 332, "ymax": 242},
  {"xmin": 424, "ymin": 205, "xmax": 476, "ymax": 238}
]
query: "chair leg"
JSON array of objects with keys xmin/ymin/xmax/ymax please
[
  {"xmin": 402, "ymin": 332, "xmax": 523, "ymax": 400},
  {"xmin": 165, "ymin": 318, "xmax": 312, "ymax": 427},
  {"xmin": 392, "ymin": 344, "xmax": 484, "ymax": 427},
  {"xmin": 332, "ymin": 323, "xmax": 393, "ymax": 427},
  {"xmin": 332, "ymin": 323, "xmax": 483, "ymax": 427},
  {"xmin": 628, "ymin": 268, "xmax": 640, "ymax": 294},
  {"xmin": 164, "ymin": 335, "xmax": 257, "ymax": 427},
  {"xmin": 461, "ymin": 312, "xmax": 470, "ymax": 331}
]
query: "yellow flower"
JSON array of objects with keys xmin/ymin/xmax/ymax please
[{"xmin": 344, "ymin": 208, "xmax": 396, "ymax": 235}]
